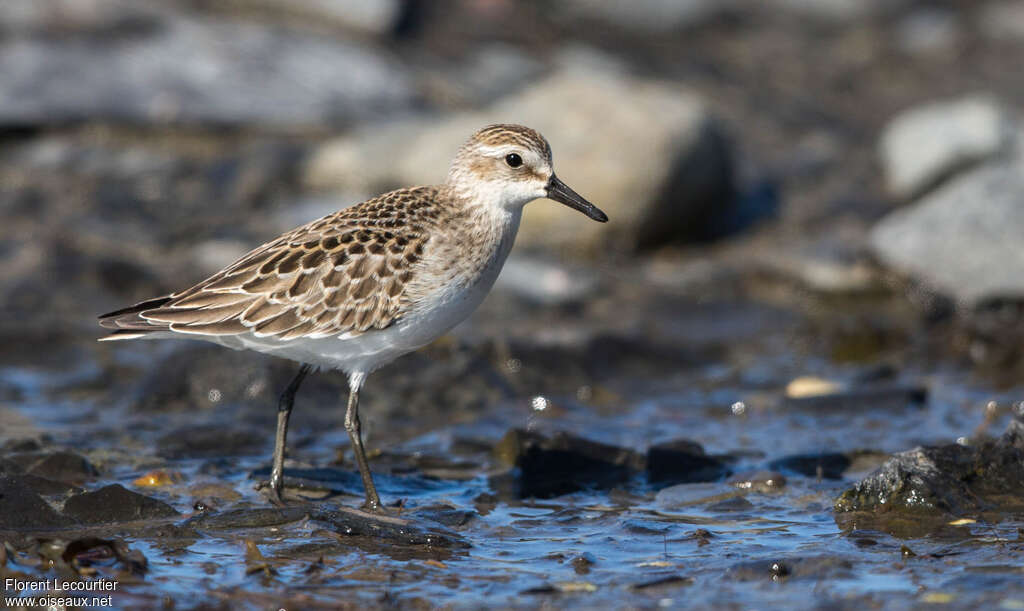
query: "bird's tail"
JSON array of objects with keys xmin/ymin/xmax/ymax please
[{"xmin": 97, "ymin": 296, "xmax": 174, "ymax": 341}]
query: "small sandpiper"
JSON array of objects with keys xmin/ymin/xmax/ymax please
[{"xmin": 98, "ymin": 124, "xmax": 607, "ymax": 510}]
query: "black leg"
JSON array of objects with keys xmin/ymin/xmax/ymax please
[
  {"xmin": 264, "ymin": 363, "xmax": 311, "ymax": 505},
  {"xmin": 344, "ymin": 376, "xmax": 382, "ymax": 511}
]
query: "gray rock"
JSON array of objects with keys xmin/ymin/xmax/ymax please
[
  {"xmin": 979, "ymin": 1, "xmax": 1024, "ymax": 42},
  {"xmin": 870, "ymin": 160, "xmax": 1024, "ymax": 306},
  {"xmin": 0, "ymin": 14, "xmax": 414, "ymax": 127},
  {"xmin": 305, "ymin": 48, "xmax": 734, "ymax": 255},
  {"xmin": 494, "ymin": 255, "xmax": 600, "ymax": 306},
  {"xmin": 895, "ymin": 9, "xmax": 960, "ymax": 55},
  {"xmin": 878, "ymin": 95, "xmax": 1012, "ymax": 199},
  {"xmin": 555, "ymin": 0, "xmax": 728, "ymax": 32},
  {"xmin": 63, "ymin": 484, "xmax": 180, "ymax": 523},
  {"xmin": 0, "ymin": 0, "xmax": 160, "ymax": 34}
]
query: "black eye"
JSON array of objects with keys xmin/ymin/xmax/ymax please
[{"xmin": 505, "ymin": 153, "xmax": 523, "ymax": 168}]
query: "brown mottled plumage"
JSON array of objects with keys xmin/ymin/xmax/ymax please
[
  {"xmin": 98, "ymin": 124, "xmax": 607, "ymax": 512},
  {"xmin": 100, "ymin": 186, "xmax": 440, "ymax": 340}
]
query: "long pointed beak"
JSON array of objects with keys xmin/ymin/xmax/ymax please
[{"xmin": 546, "ymin": 175, "xmax": 608, "ymax": 223}]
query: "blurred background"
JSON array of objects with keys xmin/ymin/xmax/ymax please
[{"xmin": 2, "ymin": 0, "xmax": 1024, "ymax": 608}]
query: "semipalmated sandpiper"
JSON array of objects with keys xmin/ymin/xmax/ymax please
[{"xmin": 99, "ymin": 124, "xmax": 608, "ymax": 510}]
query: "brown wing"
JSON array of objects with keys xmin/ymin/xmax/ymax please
[{"xmin": 100, "ymin": 187, "xmax": 438, "ymax": 341}]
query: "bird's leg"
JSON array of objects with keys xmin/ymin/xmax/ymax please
[
  {"xmin": 344, "ymin": 376, "xmax": 382, "ymax": 512},
  {"xmin": 262, "ymin": 363, "xmax": 311, "ymax": 506}
]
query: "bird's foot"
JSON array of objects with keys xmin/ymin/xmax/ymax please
[{"xmin": 255, "ymin": 480, "xmax": 288, "ymax": 507}]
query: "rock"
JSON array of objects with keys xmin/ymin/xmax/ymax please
[
  {"xmin": 726, "ymin": 470, "xmax": 786, "ymax": 492},
  {"xmin": 655, "ymin": 482, "xmax": 742, "ymax": 509},
  {"xmin": 870, "ymin": 161, "xmax": 1024, "ymax": 306},
  {"xmin": 979, "ymin": 1, "xmax": 1024, "ymax": 42},
  {"xmin": 0, "ymin": 476, "xmax": 69, "ymax": 529},
  {"xmin": 492, "ymin": 429, "xmax": 643, "ymax": 498},
  {"xmin": 23, "ymin": 450, "xmax": 99, "ymax": 484},
  {"xmin": 769, "ymin": 453, "xmax": 851, "ymax": 479},
  {"xmin": 0, "ymin": 13, "xmax": 414, "ymax": 127},
  {"xmin": 646, "ymin": 439, "xmax": 731, "ymax": 484},
  {"xmin": 63, "ymin": 484, "xmax": 180, "ymax": 524},
  {"xmin": 834, "ymin": 419, "xmax": 1024, "ymax": 516},
  {"xmin": 305, "ymin": 48, "xmax": 735, "ymax": 255},
  {"xmin": 234, "ymin": 0, "xmax": 405, "ymax": 36},
  {"xmin": 726, "ymin": 556, "xmax": 854, "ymax": 581},
  {"xmin": 0, "ymin": 0, "xmax": 160, "ymax": 35},
  {"xmin": 895, "ymin": 9, "xmax": 960, "ymax": 55},
  {"xmin": 493, "ymin": 255, "xmax": 600, "ymax": 306},
  {"xmin": 422, "ymin": 44, "xmax": 546, "ymax": 108},
  {"xmin": 878, "ymin": 95, "xmax": 1012, "ymax": 199},
  {"xmin": 554, "ymin": 0, "xmax": 728, "ymax": 33},
  {"xmin": 157, "ymin": 426, "xmax": 267, "ymax": 459},
  {"xmin": 780, "ymin": 384, "xmax": 927, "ymax": 412},
  {"xmin": 764, "ymin": 0, "xmax": 908, "ymax": 23}
]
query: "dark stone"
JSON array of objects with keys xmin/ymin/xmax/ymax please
[
  {"xmin": 63, "ymin": 484, "xmax": 180, "ymax": 524},
  {"xmin": 647, "ymin": 439, "xmax": 731, "ymax": 484},
  {"xmin": 493, "ymin": 429, "xmax": 644, "ymax": 499},
  {"xmin": 835, "ymin": 419, "xmax": 1024, "ymax": 517},
  {"xmin": 157, "ymin": 426, "xmax": 267, "ymax": 459},
  {"xmin": 781, "ymin": 384, "xmax": 927, "ymax": 412},
  {"xmin": 311, "ymin": 507, "xmax": 470, "ymax": 548},
  {"xmin": 726, "ymin": 556, "xmax": 854, "ymax": 581},
  {"xmin": 769, "ymin": 453, "xmax": 851, "ymax": 479},
  {"xmin": 629, "ymin": 575, "xmax": 695, "ymax": 591},
  {"xmin": 0, "ymin": 476, "xmax": 70, "ymax": 530},
  {"xmin": 25, "ymin": 451, "xmax": 99, "ymax": 483}
]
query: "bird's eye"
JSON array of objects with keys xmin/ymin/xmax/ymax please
[{"xmin": 504, "ymin": 153, "xmax": 523, "ymax": 168}]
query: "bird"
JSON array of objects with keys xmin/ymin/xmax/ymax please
[{"xmin": 98, "ymin": 124, "xmax": 608, "ymax": 511}]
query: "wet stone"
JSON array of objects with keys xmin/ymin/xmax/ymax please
[
  {"xmin": 157, "ymin": 426, "xmax": 267, "ymax": 459},
  {"xmin": 727, "ymin": 556, "xmax": 854, "ymax": 581},
  {"xmin": 629, "ymin": 575, "xmax": 695, "ymax": 591},
  {"xmin": 63, "ymin": 484, "xmax": 180, "ymax": 524},
  {"xmin": 493, "ymin": 429, "xmax": 644, "ymax": 499},
  {"xmin": 0, "ymin": 476, "xmax": 70, "ymax": 530},
  {"xmin": 647, "ymin": 439, "xmax": 731, "ymax": 484},
  {"xmin": 311, "ymin": 507, "xmax": 470, "ymax": 549},
  {"xmin": 769, "ymin": 453, "xmax": 851, "ymax": 479},
  {"xmin": 835, "ymin": 419, "xmax": 1024, "ymax": 517},
  {"xmin": 780, "ymin": 384, "xmax": 927, "ymax": 412},
  {"xmin": 23, "ymin": 450, "xmax": 99, "ymax": 484}
]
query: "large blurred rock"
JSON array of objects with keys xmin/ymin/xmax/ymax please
[
  {"xmin": 870, "ymin": 160, "xmax": 1024, "ymax": 306},
  {"xmin": 554, "ymin": 0, "xmax": 727, "ymax": 32},
  {"xmin": 879, "ymin": 95, "xmax": 1012, "ymax": 199},
  {"xmin": 224, "ymin": 0, "xmax": 404, "ymax": 35},
  {"xmin": 979, "ymin": 1, "xmax": 1024, "ymax": 42},
  {"xmin": 306, "ymin": 50, "xmax": 735, "ymax": 255},
  {"xmin": 764, "ymin": 0, "xmax": 909, "ymax": 22},
  {"xmin": 0, "ymin": 11, "xmax": 414, "ymax": 127}
]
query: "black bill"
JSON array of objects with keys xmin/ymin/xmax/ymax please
[{"xmin": 546, "ymin": 175, "xmax": 608, "ymax": 223}]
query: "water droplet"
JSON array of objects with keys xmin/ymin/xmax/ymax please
[
  {"xmin": 208, "ymin": 388, "xmax": 222, "ymax": 403},
  {"xmin": 956, "ymin": 436, "xmax": 969, "ymax": 446},
  {"xmin": 531, "ymin": 396, "xmax": 548, "ymax": 411},
  {"xmin": 731, "ymin": 401, "xmax": 746, "ymax": 416}
]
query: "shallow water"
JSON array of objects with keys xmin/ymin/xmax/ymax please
[{"xmin": 2, "ymin": 321, "xmax": 1024, "ymax": 611}]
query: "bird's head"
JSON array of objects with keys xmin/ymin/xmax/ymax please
[{"xmin": 446, "ymin": 124, "xmax": 608, "ymax": 222}]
